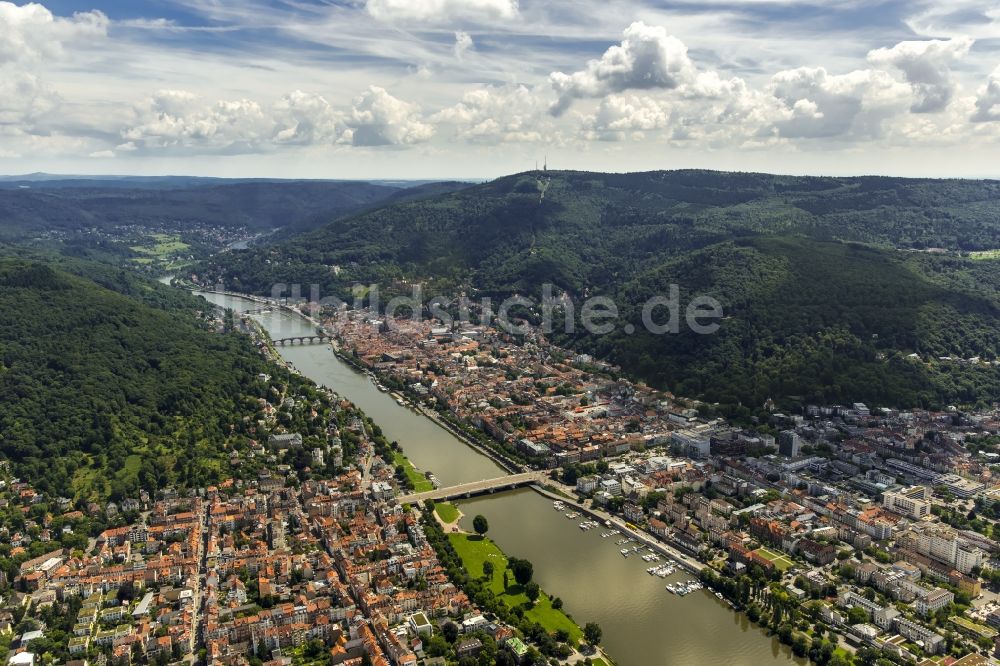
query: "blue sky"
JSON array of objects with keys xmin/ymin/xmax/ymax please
[{"xmin": 1, "ymin": 0, "xmax": 1000, "ymax": 178}]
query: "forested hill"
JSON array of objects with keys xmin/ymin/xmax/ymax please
[
  {"xmin": 0, "ymin": 180, "xmax": 405, "ymax": 238},
  {"xmin": 0, "ymin": 259, "xmax": 311, "ymax": 500},
  {"xmin": 193, "ymin": 169, "xmax": 1000, "ymax": 411}
]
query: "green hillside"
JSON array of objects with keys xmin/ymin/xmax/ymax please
[
  {"xmin": 0, "ymin": 181, "xmax": 405, "ymax": 238},
  {"xmin": 193, "ymin": 170, "xmax": 1000, "ymax": 410},
  {"xmin": 0, "ymin": 259, "xmax": 313, "ymax": 499},
  {"xmin": 591, "ymin": 238, "xmax": 1000, "ymax": 410}
]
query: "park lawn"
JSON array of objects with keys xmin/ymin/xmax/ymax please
[
  {"xmin": 392, "ymin": 451, "xmax": 433, "ymax": 492},
  {"xmin": 434, "ymin": 501, "xmax": 460, "ymax": 524},
  {"xmin": 448, "ymin": 532, "xmax": 582, "ymax": 642},
  {"xmin": 130, "ymin": 233, "xmax": 190, "ymax": 257},
  {"xmin": 753, "ymin": 547, "xmax": 795, "ymax": 572}
]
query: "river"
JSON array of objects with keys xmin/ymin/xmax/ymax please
[{"xmin": 189, "ymin": 288, "xmax": 801, "ymax": 666}]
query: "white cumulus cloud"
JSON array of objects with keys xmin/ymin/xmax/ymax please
[
  {"xmin": 272, "ymin": 90, "xmax": 340, "ymax": 145},
  {"xmin": 972, "ymin": 66, "xmax": 1000, "ymax": 123},
  {"xmin": 585, "ymin": 94, "xmax": 671, "ymax": 141},
  {"xmin": 867, "ymin": 37, "xmax": 974, "ymax": 113},
  {"xmin": 114, "ymin": 86, "xmax": 435, "ymax": 153},
  {"xmin": 120, "ymin": 91, "xmax": 273, "ymax": 153},
  {"xmin": 0, "ymin": 1, "xmax": 107, "ymax": 64},
  {"xmin": 0, "ymin": 72, "xmax": 59, "ymax": 126},
  {"xmin": 767, "ymin": 67, "xmax": 911, "ymax": 140},
  {"xmin": 433, "ymin": 84, "xmax": 549, "ymax": 143},
  {"xmin": 342, "ymin": 86, "xmax": 434, "ymax": 147},
  {"xmin": 549, "ymin": 21, "xmax": 695, "ymax": 116}
]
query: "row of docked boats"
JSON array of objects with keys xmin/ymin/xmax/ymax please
[
  {"xmin": 665, "ymin": 580, "xmax": 703, "ymax": 596},
  {"xmin": 646, "ymin": 564, "xmax": 675, "ymax": 577}
]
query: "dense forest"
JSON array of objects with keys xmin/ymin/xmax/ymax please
[
  {"xmin": 0, "ymin": 180, "xmax": 407, "ymax": 239},
  {"xmin": 0, "ymin": 258, "xmax": 310, "ymax": 499},
  {"xmin": 193, "ymin": 169, "xmax": 1000, "ymax": 410}
]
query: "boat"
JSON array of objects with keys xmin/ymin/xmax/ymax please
[
  {"xmin": 619, "ymin": 549, "xmax": 630, "ymax": 557},
  {"xmin": 715, "ymin": 592, "xmax": 725, "ymax": 600},
  {"xmin": 647, "ymin": 566, "xmax": 658, "ymax": 575},
  {"xmin": 604, "ymin": 520, "xmax": 613, "ymax": 528}
]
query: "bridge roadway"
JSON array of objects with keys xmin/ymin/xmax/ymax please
[
  {"xmin": 396, "ymin": 471, "xmax": 549, "ymax": 505},
  {"xmin": 272, "ymin": 335, "xmax": 331, "ymax": 346}
]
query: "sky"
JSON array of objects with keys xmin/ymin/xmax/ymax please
[{"xmin": 2, "ymin": 0, "xmax": 1000, "ymax": 179}]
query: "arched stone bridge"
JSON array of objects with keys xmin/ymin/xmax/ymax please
[{"xmin": 273, "ymin": 335, "xmax": 331, "ymax": 346}]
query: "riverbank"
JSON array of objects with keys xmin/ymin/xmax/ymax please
[
  {"xmin": 422, "ymin": 508, "xmax": 617, "ymax": 665},
  {"xmin": 448, "ymin": 530, "xmax": 584, "ymax": 643},
  {"xmin": 392, "ymin": 450, "xmax": 433, "ymax": 492},
  {"xmin": 331, "ymin": 343, "xmax": 527, "ymax": 474},
  {"xmin": 433, "ymin": 501, "xmax": 462, "ymax": 529}
]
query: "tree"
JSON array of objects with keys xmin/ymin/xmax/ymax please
[
  {"xmin": 442, "ymin": 621, "xmax": 459, "ymax": 644},
  {"xmin": 482, "ymin": 560, "xmax": 494, "ymax": 579},
  {"xmin": 583, "ymin": 622, "xmax": 602, "ymax": 646},
  {"xmin": 495, "ymin": 651, "xmax": 516, "ymax": 666},
  {"xmin": 525, "ymin": 581, "xmax": 540, "ymax": 603},
  {"xmin": 473, "ymin": 514, "xmax": 489, "ymax": 537},
  {"xmin": 846, "ymin": 606, "xmax": 868, "ymax": 626},
  {"xmin": 509, "ymin": 557, "xmax": 533, "ymax": 586}
]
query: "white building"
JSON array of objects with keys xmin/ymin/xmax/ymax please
[
  {"xmin": 576, "ymin": 475, "xmax": 599, "ymax": 494},
  {"xmin": 882, "ymin": 487, "xmax": 931, "ymax": 520},
  {"xmin": 915, "ymin": 526, "xmax": 985, "ymax": 574},
  {"xmin": 672, "ymin": 429, "xmax": 711, "ymax": 458},
  {"xmin": 599, "ymin": 478, "xmax": 622, "ymax": 496},
  {"xmin": 914, "ymin": 588, "xmax": 954, "ymax": 617}
]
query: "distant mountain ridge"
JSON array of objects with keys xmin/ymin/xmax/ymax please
[
  {"xmin": 0, "ymin": 172, "xmax": 470, "ymax": 189},
  {"xmin": 194, "ymin": 169, "xmax": 1000, "ymax": 412}
]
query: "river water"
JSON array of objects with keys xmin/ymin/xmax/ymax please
[{"xmin": 191, "ymin": 288, "xmax": 800, "ymax": 666}]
